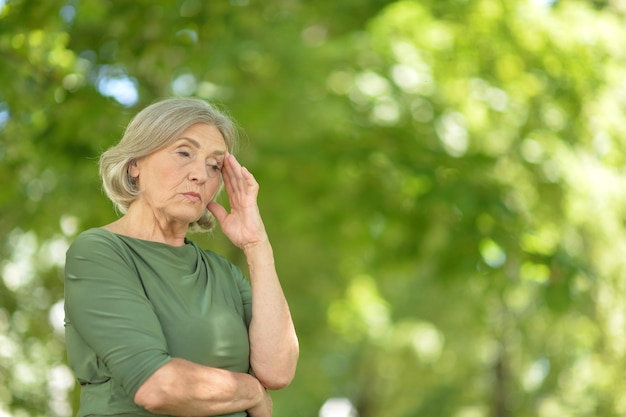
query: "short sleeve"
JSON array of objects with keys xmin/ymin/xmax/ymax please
[{"xmin": 64, "ymin": 230, "xmax": 171, "ymax": 399}]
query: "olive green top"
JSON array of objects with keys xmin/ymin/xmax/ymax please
[{"xmin": 64, "ymin": 228, "xmax": 252, "ymax": 417}]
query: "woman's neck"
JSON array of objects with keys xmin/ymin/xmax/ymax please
[{"xmin": 103, "ymin": 205, "xmax": 189, "ymax": 246}]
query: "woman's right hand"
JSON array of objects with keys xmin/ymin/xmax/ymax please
[{"xmin": 247, "ymin": 389, "xmax": 273, "ymax": 417}]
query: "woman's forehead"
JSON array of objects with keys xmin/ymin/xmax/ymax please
[{"xmin": 173, "ymin": 124, "xmax": 227, "ymax": 151}]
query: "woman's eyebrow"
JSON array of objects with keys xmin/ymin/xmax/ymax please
[
  {"xmin": 177, "ymin": 137, "xmax": 201, "ymax": 148},
  {"xmin": 177, "ymin": 137, "xmax": 226, "ymax": 156}
]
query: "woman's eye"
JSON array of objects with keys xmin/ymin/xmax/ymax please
[
  {"xmin": 177, "ymin": 151, "xmax": 191, "ymax": 158},
  {"xmin": 206, "ymin": 164, "xmax": 222, "ymax": 177}
]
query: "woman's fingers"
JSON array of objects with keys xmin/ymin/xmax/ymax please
[
  {"xmin": 222, "ymin": 154, "xmax": 243, "ymax": 191},
  {"xmin": 222, "ymin": 154, "xmax": 258, "ymax": 205},
  {"xmin": 206, "ymin": 201, "xmax": 227, "ymax": 223}
]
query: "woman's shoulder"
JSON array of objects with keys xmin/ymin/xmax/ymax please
[
  {"xmin": 65, "ymin": 228, "xmax": 141, "ymax": 274},
  {"xmin": 67, "ymin": 228, "xmax": 129, "ymax": 257},
  {"xmin": 73, "ymin": 227, "xmax": 122, "ymax": 244}
]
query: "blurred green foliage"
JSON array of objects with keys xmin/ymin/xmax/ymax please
[{"xmin": 1, "ymin": 0, "xmax": 626, "ymax": 416}]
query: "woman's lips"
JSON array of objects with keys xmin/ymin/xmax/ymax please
[{"xmin": 183, "ymin": 192, "xmax": 201, "ymax": 202}]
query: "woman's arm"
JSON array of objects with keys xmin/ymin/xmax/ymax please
[
  {"xmin": 244, "ymin": 240, "xmax": 299, "ymax": 389},
  {"xmin": 134, "ymin": 358, "xmax": 272, "ymax": 417},
  {"xmin": 208, "ymin": 153, "xmax": 299, "ymax": 389}
]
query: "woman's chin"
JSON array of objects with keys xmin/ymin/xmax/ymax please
[{"xmin": 172, "ymin": 209, "xmax": 205, "ymax": 226}]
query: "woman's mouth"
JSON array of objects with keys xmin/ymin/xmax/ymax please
[{"xmin": 183, "ymin": 192, "xmax": 202, "ymax": 202}]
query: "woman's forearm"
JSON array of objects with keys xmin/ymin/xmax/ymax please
[
  {"xmin": 244, "ymin": 240, "xmax": 299, "ymax": 389},
  {"xmin": 134, "ymin": 358, "xmax": 270, "ymax": 416}
]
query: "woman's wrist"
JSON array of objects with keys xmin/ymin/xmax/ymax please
[{"xmin": 243, "ymin": 239, "xmax": 274, "ymax": 266}]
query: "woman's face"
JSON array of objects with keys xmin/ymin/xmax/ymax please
[{"xmin": 130, "ymin": 123, "xmax": 227, "ymax": 225}]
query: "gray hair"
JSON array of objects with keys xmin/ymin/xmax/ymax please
[{"xmin": 99, "ymin": 97, "xmax": 239, "ymax": 232}]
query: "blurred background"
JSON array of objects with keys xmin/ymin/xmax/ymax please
[{"xmin": 1, "ymin": 0, "xmax": 626, "ymax": 416}]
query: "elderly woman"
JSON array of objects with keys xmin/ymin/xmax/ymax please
[{"xmin": 64, "ymin": 98, "xmax": 298, "ymax": 417}]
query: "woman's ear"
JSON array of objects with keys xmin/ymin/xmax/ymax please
[{"xmin": 128, "ymin": 160, "xmax": 139, "ymax": 178}]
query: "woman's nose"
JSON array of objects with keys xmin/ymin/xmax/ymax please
[{"xmin": 189, "ymin": 161, "xmax": 209, "ymax": 183}]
